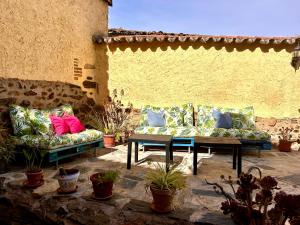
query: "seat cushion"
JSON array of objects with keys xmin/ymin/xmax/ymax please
[
  {"xmin": 200, "ymin": 128, "xmax": 270, "ymax": 141},
  {"xmin": 15, "ymin": 129, "xmax": 103, "ymax": 150},
  {"xmin": 134, "ymin": 126, "xmax": 200, "ymax": 137}
]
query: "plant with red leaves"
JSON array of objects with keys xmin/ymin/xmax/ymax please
[{"xmin": 206, "ymin": 167, "xmax": 300, "ymax": 225}]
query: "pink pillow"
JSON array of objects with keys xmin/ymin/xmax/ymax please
[
  {"xmin": 50, "ymin": 116, "xmax": 70, "ymax": 136},
  {"xmin": 63, "ymin": 115, "xmax": 85, "ymax": 134}
]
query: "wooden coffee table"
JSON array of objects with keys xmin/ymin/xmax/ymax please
[
  {"xmin": 127, "ymin": 134, "xmax": 173, "ymax": 170},
  {"xmin": 194, "ymin": 136, "xmax": 242, "ymax": 176}
]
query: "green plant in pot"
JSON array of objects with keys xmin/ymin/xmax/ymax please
[
  {"xmin": 86, "ymin": 89, "xmax": 132, "ymax": 148},
  {"xmin": 0, "ymin": 125, "xmax": 15, "ymax": 174},
  {"xmin": 57, "ymin": 167, "xmax": 80, "ymax": 193},
  {"xmin": 90, "ymin": 170, "xmax": 119, "ymax": 199},
  {"xmin": 23, "ymin": 147, "xmax": 47, "ymax": 188},
  {"xmin": 278, "ymin": 127, "xmax": 295, "ymax": 152},
  {"xmin": 145, "ymin": 163, "xmax": 186, "ymax": 213}
]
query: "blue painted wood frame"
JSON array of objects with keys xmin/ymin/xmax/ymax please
[
  {"xmin": 48, "ymin": 139, "xmax": 103, "ymax": 168},
  {"xmin": 141, "ymin": 137, "xmax": 194, "ymax": 148}
]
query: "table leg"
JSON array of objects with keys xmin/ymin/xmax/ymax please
[
  {"xmin": 237, "ymin": 145, "xmax": 242, "ymax": 177},
  {"xmin": 134, "ymin": 142, "xmax": 138, "ymax": 163},
  {"xmin": 165, "ymin": 142, "xmax": 171, "ymax": 171},
  {"xmin": 127, "ymin": 141, "xmax": 132, "ymax": 169},
  {"xmin": 233, "ymin": 146, "xmax": 237, "ymax": 170},
  {"xmin": 193, "ymin": 144, "xmax": 198, "ymax": 175}
]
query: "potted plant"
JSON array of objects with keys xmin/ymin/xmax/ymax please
[
  {"xmin": 86, "ymin": 89, "xmax": 132, "ymax": 148},
  {"xmin": 90, "ymin": 170, "xmax": 119, "ymax": 199},
  {"xmin": 0, "ymin": 125, "xmax": 15, "ymax": 174},
  {"xmin": 145, "ymin": 163, "xmax": 186, "ymax": 213},
  {"xmin": 206, "ymin": 167, "xmax": 300, "ymax": 225},
  {"xmin": 57, "ymin": 167, "xmax": 80, "ymax": 193},
  {"xmin": 23, "ymin": 148, "xmax": 47, "ymax": 188},
  {"xmin": 278, "ymin": 127, "xmax": 294, "ymax": 152}
]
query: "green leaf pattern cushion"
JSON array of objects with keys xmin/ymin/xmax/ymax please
[
  {"xmin": 15, "ymin": 129, "xmax": 103, "ymax": 150},
  {"xmin": 202, "ymin": 128, "xmax": 270, "ymax": 141},
  {"xmin": 182, "ymin": 103, "xmax": 194, "ymax": 126},
  {"xmin": 140, "ymin": 104, "xmax": 191, "ymax": 127},
  {"xmin": 28, "ymin": 109, "xmax": 52, "ymax": 135},
  {"xmin": 51, "ymin": 104, "xmax": 74, "ymax": 117},
  {"xmin": 135, "ymin": 126, "xmax": 200, "ymax": 137},
  {"xmin": 164, "ymin": 106, "xmax": 184, "ymax": 127},
  {"xmin": 10, "ymin": 104, "xmax": 75, "ymax": 136},
  {"xmin": 9, "ymin": 105, "xmax": 33, "ymax": 136},
  {"xmin": 197, "ymin": 105, "xmax": 255, "ymax": 130}
]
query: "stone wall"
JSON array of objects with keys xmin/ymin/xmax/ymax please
[
  {"xmin": 0, "ymin": 78, "xmax": 96, "ymax": 130},
  {"xmin": 107, "ymin": 41, "xmax": 299, "ymax": 118},
  {"xmin": 256, "ymin": 117, "xmax": 300, "ymax": 149},
  {"xmin": 0, "ymin": 0, "xmax": 109, "ymax": 105}
]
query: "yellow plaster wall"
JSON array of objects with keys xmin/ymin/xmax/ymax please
[
  {"xmin": 0, "ymin": 0, "xmax": 108, "ymax": 104},
  {"xmin": 107, "ymin": 41, "xmax": 299, "ymax": 118}
]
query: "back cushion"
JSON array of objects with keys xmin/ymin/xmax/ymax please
[
  {"xmin": 147, "ymin": 110, "xmax": 166, "ymax": 127},
  {"xmin": 140, "ymin": 105, "xmax": 184, "ymax": 127},
  {"xmin": 51, "ymin": 104, "xmax": 74, "ymax": 117},
  {"xmin": 9, "ymin": 105, "xmax": 33, "ymax": 136},
  {"xmin": 182, "ymin": 103, "xmax": 194, "ymax": 126},
  {"xmin": 197, "ymin": 105, "xmax": 255, "ymax": 130},
  {"xmin": 164, "ymin": 106, "xmax": 184, "ymax": 127},
  {"xmin": 28, "ymin": 108, "xmax": 52, "ymax": 135}
]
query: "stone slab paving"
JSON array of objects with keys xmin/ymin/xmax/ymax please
[{"xmin": 0, "ymin": 145, "xmax": 299, "ymax": 225}]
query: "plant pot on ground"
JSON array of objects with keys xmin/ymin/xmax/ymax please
[
  {"xmin": 90, "ymin": 170, "xmax": 119, "ymax": 199},
  {"xmin": 278, "ymin": 140, "xmax": 293, "ymax": 152},
  {"xmin": 278, "ymin": 127, "xmax": 294, "ymax": 152},
  {"xmin": 57, "ymin": 168, "xmax": 80, "ymax": 193},
  {"xmin": 145, "ymin": 163, "xmax": 186, "ymax": 213},
  {"xmin": 23, "ymin": 148, "xmax": 47, "ymax": 188},
  {"xmin": 86, "ymin": 89, "xmax": 133, "ymax": 149},
  {"xmin": 103, "ymin": 134, "xmax": 116, "ymax": 148}
]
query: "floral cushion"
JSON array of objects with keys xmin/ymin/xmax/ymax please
[
  {"xmin": 182, "ymin": 103, "xmax": 194, "ymax": 126},
  {"xmin": 14, "ymin": 129, "xmax": 103, "ymax": 150},
  {"xmin": 140, "ymin": 104, "xmax": 194, "ymax": 127},
  {"xmin": 197, "ymin": 105, "xmax": 255, "ymax": 130},
  {"xmin": 164, "ymin": 106, "xmax": 184, "ymax": 127},
  {"xmin": 200, "ymin": 128, "xmax": 270, "ymax": 141},
  {"xmin": 28, "ymin": 109, "xmax": 52, "ymax": 135},
  {"xmin": 51, "ymin": 104, "xmax": 74, "ymax": 117},
  {"xmin": 134, "ymin": 126, "xmax": 200, "ymax": 137},
  {"xmin": 140, "ymin": 105, "xmax": 184, "ymax": 127},
  {"xmin": 9, "ymin": 105, "xmax": 33, "ymax": 136},
  {"xmin": 10, "ymin": 104, "xmax": 75, "ymax": 136}
]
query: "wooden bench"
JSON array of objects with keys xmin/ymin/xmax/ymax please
[{"xmin": 48, "ymin": 139, "xmax": 103, "ymax": 168}]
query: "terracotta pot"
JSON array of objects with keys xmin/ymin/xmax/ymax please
[
  {"xmin": 278, "ymin": 140, "xmax": 293, "ymax": 152},
  {"xmin": 103, "ymin": 134, "xmax": 116, "ymax": 148},
  {"xmin": 57, "ymin": 169, "xmax": 80, "ymax": 192},
  {"xmin": 150, "ymin": 186, "xmax": 176, "ymax": 213},
  {"xmin": 90, "ymin": 173, "xmax": 113, "ymax": 199},
  {"xmin": 26, "ymin": 169, "xmax": 43, "ymax": 186}
]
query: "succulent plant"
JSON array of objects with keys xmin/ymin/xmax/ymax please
[{"xmin": 207, "ymin": 167, "xmax": 300, "ymax": 225}]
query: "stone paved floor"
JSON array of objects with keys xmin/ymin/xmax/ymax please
[{"xmin": 1, "ymin": 145, "xmax": 300, "ymax": 224}]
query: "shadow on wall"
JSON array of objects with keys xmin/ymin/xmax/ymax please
[
  {"xmin": 0, "ymin": 78, "xmax": 98, "ymax": 129},
  {"xmin": 82, "ymin": 44, "xmax": 109, "ymax": 105},
  {"xmin": 108, "ymin": 40, "xmax": 294, "ymax": 54}
]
